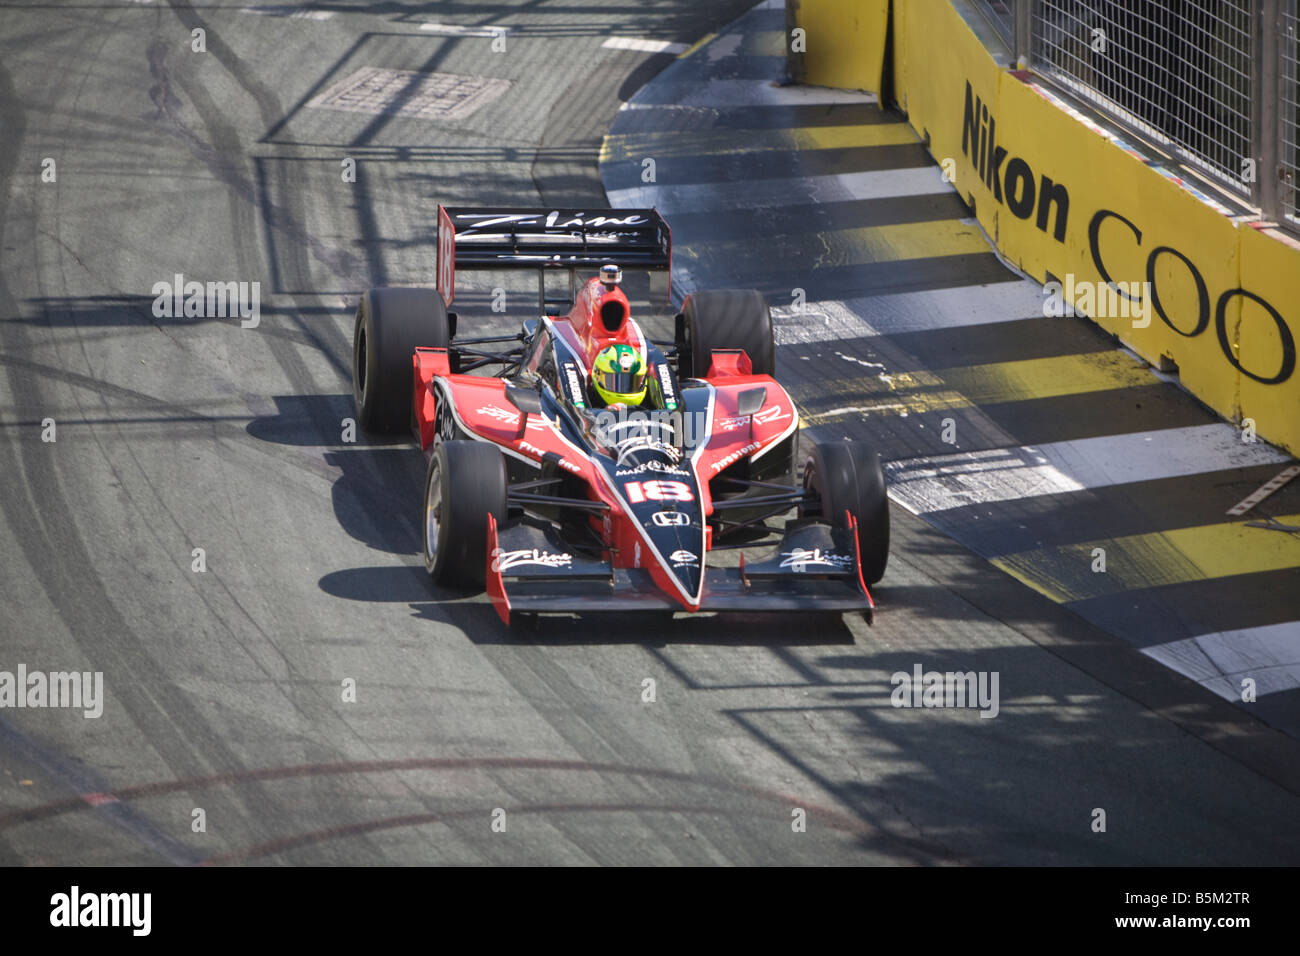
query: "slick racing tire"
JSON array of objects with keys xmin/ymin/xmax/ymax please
[
  {"xmin": 353, "ymin": 287, "xmax": 450, "ymax": 435},
  {"xmin": 677, "ymin": 289, "xmax": 775, "ymax": 379},
  {"xmin": 803, "ymin": 441, "xmax": 890, "ymax": 585},
  {"xmin": 424, "ymin": 440, "xmax": 508, "ymax": 590}
]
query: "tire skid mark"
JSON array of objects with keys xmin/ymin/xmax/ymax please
[
  {"xmin": 144, "ymin": 32, "xmax": 419, "ymax": 597},
  {"xmin": 145, "ymin": 37, "xmax": 365, "ymax": 289},
  {"xmin": 0, "ymin": 714, "xmax": 199, "ymax": 865},
  {"xmin": 202, "ymin": 803, "xmax": 736, "ymax": 865},
  {"xmin": 0, "ymin": 32, "xmax": 289, "ymax": 863},
  {"xmin": 0, "ymin": 756, "xmax": 915, "ymax": 860},
  {"xmin": 0, "ymin": 54, "xmax": 245, "ymax": 868}
]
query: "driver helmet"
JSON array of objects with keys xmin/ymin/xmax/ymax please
[{"xmin": 591, "ymin": 343, "xmax": 647, "ymax": 407}]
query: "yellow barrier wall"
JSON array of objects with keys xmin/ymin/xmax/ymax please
[
  {"xmin": 789, "ymin": 0, "xmax": 889, "ymax": 93},
  {"xmin": 817, "ymin": 0, "xmax": 1300, "ymax": 453}
]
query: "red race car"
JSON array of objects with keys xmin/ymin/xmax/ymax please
[{"xmin": 351, "ymin": 206, "xmax": 889, "ymax": 624}]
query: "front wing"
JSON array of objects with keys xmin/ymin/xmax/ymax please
[{"xmin": 484, "ymin": 516, "xmax": 875, "ymax": 624}]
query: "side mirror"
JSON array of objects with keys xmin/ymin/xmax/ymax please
[
  {"xmin": 504, "ymin": 383, "xmax": 543, "ymax": 416},
  {"xmin": 503, "ymin": 384, "xmax": 543, "ymax": 439},
  {"xmin": 736, "ymin": 386, "xmax": 767, "ymax": 417}
]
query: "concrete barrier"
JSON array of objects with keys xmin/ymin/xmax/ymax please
[
  {"xmin": 791, "ymin": 0, "xmax": 1300, "ymax": 454},
  {"xmin": 785, "ymin": 0, "xmax": 889, "ymax": 93}
]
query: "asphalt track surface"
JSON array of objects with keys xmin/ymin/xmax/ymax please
[{"xmin": 0, "ymin": 0, "xmax": 1298, "ymax": 866}]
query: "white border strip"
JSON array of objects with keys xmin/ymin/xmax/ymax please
[
  {"xmin": 884, "ymin": 424, "xmax": 1291, "ymax": 515},
  {"xmin": 603, "ymin": 37, "xmax": 689, "ymax": 55},
  {"xmin": 1226, "ymin": 464, "xmax": 1300, "ymax": 516},
  {"xmin": 1143, "ymin": 623, "xmax": 1300, "ymax": 699}
]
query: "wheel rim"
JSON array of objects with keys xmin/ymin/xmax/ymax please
[{"xmin": 425, "ymin": 457, "xmax": 442, "ymax": 563}]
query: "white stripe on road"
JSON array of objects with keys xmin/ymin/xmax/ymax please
[
  {"xmin": 607, "ymin": 167, "xmax": 952, "ymax": 215},
  {"xmin": 1226, "ymin": 464, "xmax": 1300, "ymax": 516},
  {"xmin": 603, "ymin": 37, "xmax": 690, "ymax": 55},
  {"xmin": 833, "ymin": 282, "xmax": 1051, "ymax": 334},
  {"xmin": 1144, "ymin": 623, "xmax": 1300, "ymax": 700},
  {"xmin": 419, "ymin": 23, "xmax": 507, "ymax": 36},
  {"xmin": 763, "ymin": 285, "xmax": 1050, "ymax": 347},
  {"xmin": 241, "ymin": 5, "xmax": 334, "ymax": 18},
  {"xmin": 627, "ymin": 80, "xmax": 878, "ymax": 108},
  {"xmin": 884, "ymin": 424, "xmax": 1292, "ymax": 515}
]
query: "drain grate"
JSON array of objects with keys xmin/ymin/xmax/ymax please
[{"xmin": 307, "ymin": 67, "xmax": 510, "ymax": 121}]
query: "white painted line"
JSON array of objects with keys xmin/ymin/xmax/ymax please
[
  {"xmin": 844, "ymin": 282, "xmax": 1052, "ymax": 334},
  {"xmin": 607, "ymin": 167, "xmax": 950, "ymax": 215},
  {"xmin": 770, "ymin": 299, "xmax": 883, "ymax": 347},
  {"xmin": 241, "ymin": 5, "xmax": 334, "ymax": 18},
  {"xmin": 1226, "ymin": 464, "xmax": 1300, "ymax": 516},
  {"xmin": 762, "ymin": 286, "xmax": 1050, "ymax": 348},
  {"xmin": 629, "ymin": 79, "xmax": 878, "ymax": 108},
  {"xmin": 1143, "ymin": 622, "xmax": 1300, "ymax": 700},
  {"xmin": 419, "ymin": 23, "xmax": 508, "ymax": 36},
  {"xmin": 603, "ymin": 37, "xmax": 690, "ymax": 55},
  {"xmin": 883, "ymin": 424, "xmax": 1291, "ymax": 515}
]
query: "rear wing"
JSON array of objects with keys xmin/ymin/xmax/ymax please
[{"xmin": 436, "ymin": 205, "xmax": 671, "ymax": 308}]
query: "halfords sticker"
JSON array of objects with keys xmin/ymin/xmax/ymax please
[
  {"xmin": 717, "ymin": 406, "xmax": 789, "ymax": 431},
  {"xmin": 779, "ymin": 548, "xmax": 853, "ymax": 572},
  {"xmin": 476, "ymin": 404, "xmax": 545, "ymax": 429},
  {"xmin": 491, "ymin": 548, "xmax": 572, "ymax": 572}
]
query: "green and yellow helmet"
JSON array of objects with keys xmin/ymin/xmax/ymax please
[{"xmin": 591, "ymin": 343, "xmax": 647, "ymax": 406}]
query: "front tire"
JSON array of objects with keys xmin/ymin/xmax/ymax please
[
  {"xmin": 802, "ymin": 442, "xmax": 890, "ymax": 585},
  {"xmin": 353, "ymin": 287, "xmax": 450, "ymax": 434},
  {"xmin": 676, "ymin": 289, "xmax": 774, "ymax": 379},
  {"xmin": 423, "ymin": 440, "xmax": 508, "ymax": 589}
]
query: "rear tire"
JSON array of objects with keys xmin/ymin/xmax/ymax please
[
  {"xmin": 677, "ymin": 289, "xmax": 774, "ymax": 379},
  {"xmin": 423, "ymin": 440, "xmax": 508, "ymax": 589},
  {"xmin": 802, "ymin": 442, "xmax": 890, "ymax": 585},
  {"xmin": 353, "ymin": 287, "xmax": 450, "ymax": 434}
]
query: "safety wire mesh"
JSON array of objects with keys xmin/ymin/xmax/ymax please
[{"xmin": 1031, "ymin": 0, "xmax": 1254, "ymax": 192}]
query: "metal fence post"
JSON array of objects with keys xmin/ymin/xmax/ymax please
[
  {"xmin": 1278, "ymin": 0, "xmax": 1299, "ymax": 225},
  {"xmin": 1257, "ymin": 0, "xmax": 1281, "ymax": 221},
  {"xmin": 1015, "ymin": 0, "xmax": 1032, "ymax": 68}
]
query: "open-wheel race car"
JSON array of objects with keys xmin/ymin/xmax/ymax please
[{"xmin": 351, "ymin": 206, "xmax": 889, "ymax": 624}]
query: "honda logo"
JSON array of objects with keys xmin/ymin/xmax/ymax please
[{"xmin": 652, "ymin": 511, "xmax": 690, "ymax": 527}]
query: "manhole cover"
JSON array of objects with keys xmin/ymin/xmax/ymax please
[{"xmin": 307, "ymin": 67, "xmax": 510, "ymax": 121}]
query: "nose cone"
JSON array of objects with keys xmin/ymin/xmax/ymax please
[
  {"xmin": 601, "ymin": 446, "xmax": 705, "ymax": 606},
  {"xmin": 634, "ymin": 497, "xmax": 704, "ymax": 602}
]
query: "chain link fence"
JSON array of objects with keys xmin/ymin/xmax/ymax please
[
  {"xmin": 970, "ymin": 0, "xmax": 1300, "ymax": 233},
  {"xmin": 1282, "ymin": 0, "xmax": 1299, "ymax": 225}
]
